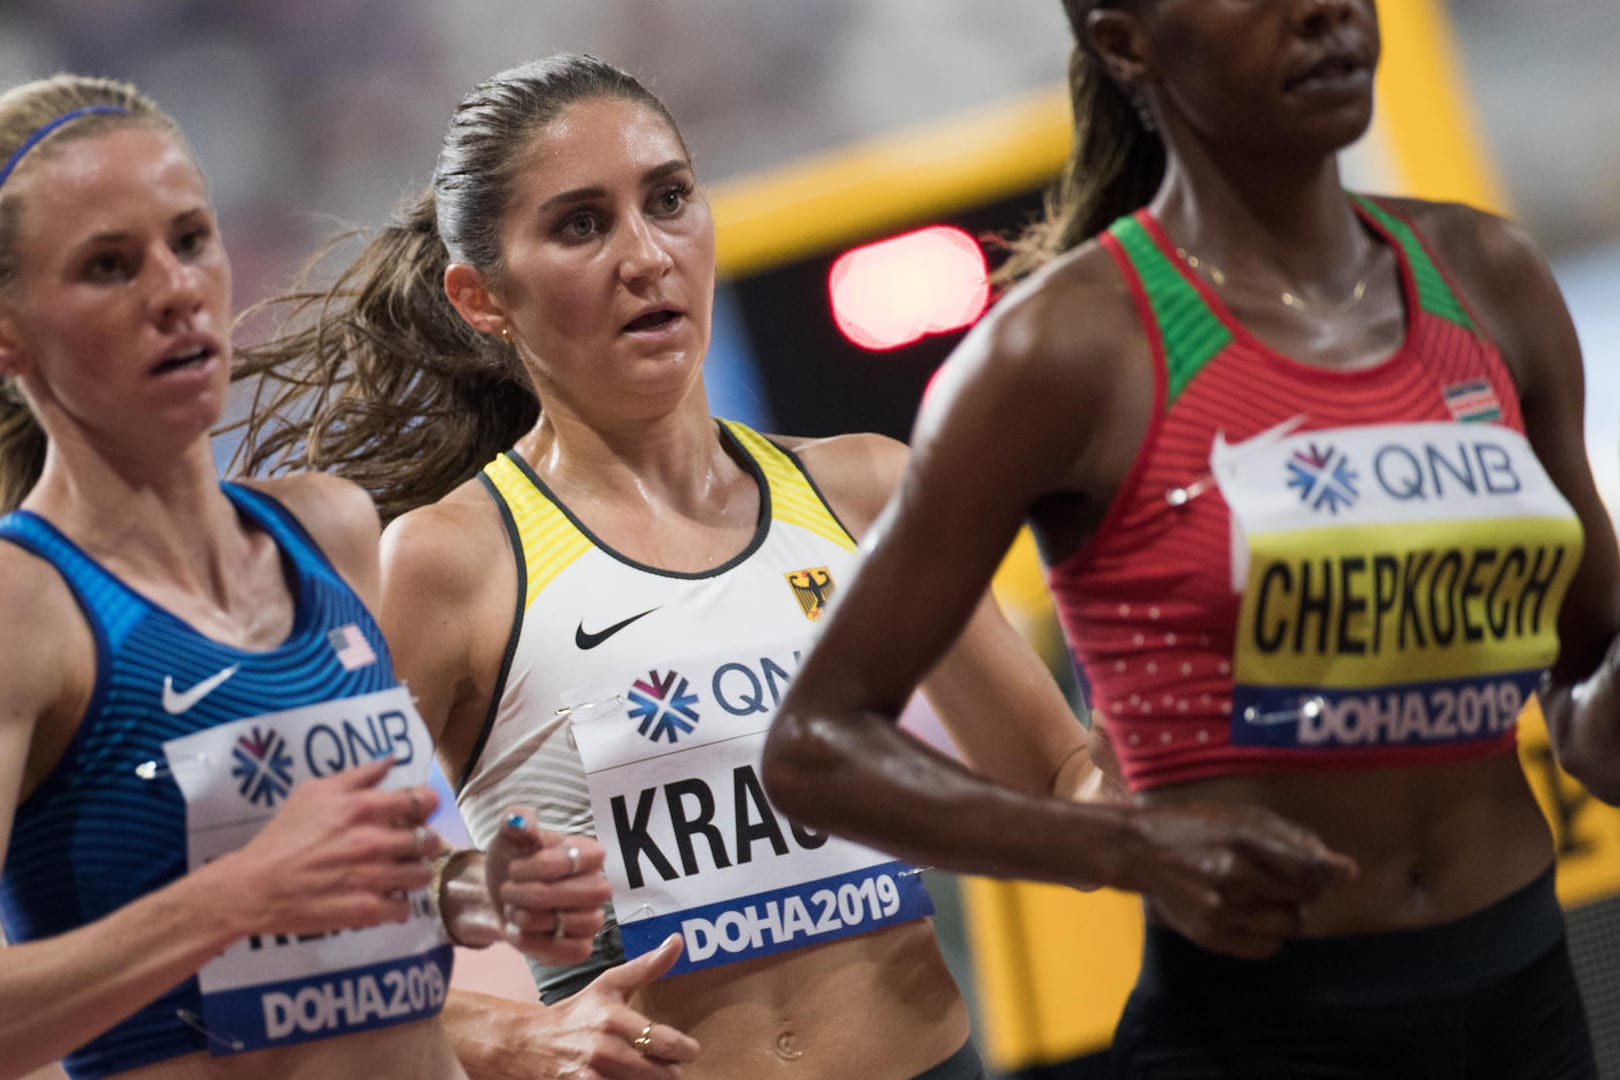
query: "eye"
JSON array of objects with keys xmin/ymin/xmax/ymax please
[
  {"xmin": 556, "ymin": 211, "xmax": 603, "ymax": 241},
  {"xmin": 83, "ymin": 250, "xmax": 132, "ymax": 282},
  {"xmin": 652, "ymin": 183, "xmax": 691, "ymax": 216},
  {"xmin": 174, "ymin": 224, "xmax": 213, "ymax": 258}
]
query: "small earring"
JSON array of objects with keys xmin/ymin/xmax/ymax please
[
  {"xmin": 1130, "ymin": 91, "xmax": 1158, "ymax": 134},
  {"xmin": 500, "ymin": 326, "xmax": 511, "ymax": 341}
]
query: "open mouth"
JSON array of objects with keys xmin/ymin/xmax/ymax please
[
  {"xmin": 624, "ymin": 310, "xmax": 680, "ymax": 333},
  {"xmin": 151, "ymin": 346, "xmax": 213, "ymax": 375},
  {"xmin": 1285, "ymin": 54, "xmax": 1368, "ymax": 92}
]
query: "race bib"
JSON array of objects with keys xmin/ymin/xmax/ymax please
[
  {"xmin": 163, "ymin": 686, "xmax": 451, "ymax": 1055},
  {"xmin": 569, "ymin": 638, "xmax": 933, "ymax": 977},
  {"xmin": 1213, "ymin": 420, "xmax": 1582, "ymax": 750}
]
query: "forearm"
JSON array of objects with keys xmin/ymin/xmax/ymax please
[
  {"xmin": 1546, "ymin": 636, "xmax": 1620, "ymax": 803},
  {"xmin": 442, "ymin": 989, "xmax": 533, "ymax": 1080},
  {"xmin": 0, "ymin": 866, "xmax": 242, "ymax": 1079},
  {"xmin": 764, "ymin": 705, "xmax": 1136, "ymax": 888}
]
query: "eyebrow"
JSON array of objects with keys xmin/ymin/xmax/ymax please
[
  {"xmin": 74, "ymin": 205, "xmax": 213, "ymax": 249},
  {"xmin": 537, "ymin": 159, "xmax": 692, "ymax": 213}
]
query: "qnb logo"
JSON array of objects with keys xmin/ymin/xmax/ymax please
[
  {"xmin": 231, "ymin": 726, "xmax": 295, "ymax": 807},
  {"xmin": 627, "ymin": 670, "xmax": 701, "ymax": 744},
  {"xmin": 1286, "ymin": 442, "xmax": 1359, "ymax": 514}
]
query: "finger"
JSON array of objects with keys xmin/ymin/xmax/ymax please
[
  {"xmin": 504, "ymin": 842, "xmax": 608, "ymax": 883},
  {"xmin": 331, "ymin": 754, "xmax": 396, "ymax": 789},
  {"xmin": 637, "ymin": 1020, "xmax": 700, "ymax": 1065},
  {"xmin": 592, "ymin": 933, "xmax": 686, "ymax": 997},
  {"xmin": 351, "ymin": 785, "xmax": 440, "ymax": 827},
  {"xmin": 1233, "ymin": 828, "xmax": 1358, "ymax": 893},
  {"xmin": 499, "ymin": 878, "xmax": 613, "ymax": 914},
  {"xmin": 496, "ymin": 807, "xmax": 544, "ymax": 853}
]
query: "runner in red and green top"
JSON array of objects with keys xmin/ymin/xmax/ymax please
[{"xmin": 770, "ymin": 1, "xmax": 1618, "ymax": 1076}]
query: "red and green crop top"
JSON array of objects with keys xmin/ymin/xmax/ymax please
[{"xmin": 1047, "ymin": 196, "xmax": 1584, "ymax": 793}]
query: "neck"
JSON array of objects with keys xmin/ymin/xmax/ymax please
[
  {"xmin": 24, "ymin": 433, "xmax": 246, "ymax": 597},
  {"xmin": 515, "ymin": 389, "xmax": 743, "ymax": 515},
  {"xmin": 1150, "ymin": 137, "xmax": 1368, "ymax": 294}
]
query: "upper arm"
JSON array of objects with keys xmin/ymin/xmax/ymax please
[
  {"xmin": 1424, "ymin": 203, "xmax": 1620, "ymax": 680},
  {"xmin": 0, "ymin": 550, "xmax": 83, "ymax": 873},
  {"xmin": 378, "ymin": 497, "xmax": 512, "ymax": 753},
  {"xmin": 788, "ymin": 268, "xmax": 1117, "ymax": 721}
]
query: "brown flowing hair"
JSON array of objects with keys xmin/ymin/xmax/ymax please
[
  {"xmin": 0, "ymin": 75, "xmax": 182, "ymax": 511},
  {"xmin": 229, "ymin": 54, "xmax": 686, "ymax": 524},
  {"xmin": 995, "ymin": 0, "xmax": 1165, "ymax": 285}
]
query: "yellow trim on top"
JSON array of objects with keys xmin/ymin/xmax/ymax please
[
  {"xmin": 708, "ymin": 87, "xmax": 1072, "ymax": 279},
  {"xmin": 720, "ymin": 420, "xmax": 857, "ymax": 553},
  {"xmin": 482, "ymin": 454, "xmax": 593, "ymax": 609}
]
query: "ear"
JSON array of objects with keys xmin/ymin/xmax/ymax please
[
  {"xmin": 1086, "ymin": 7, "xmax": 1154, "ymax": 88},
  {"xmin": 0, "ymin": 311, "xmax": 27, "ymax": 379},
  {"xmin": 442, "ymin": 262, "xmax": 510, "ymax": 340}
]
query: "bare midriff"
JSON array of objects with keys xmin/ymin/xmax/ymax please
[
  {"xmin": 636, "ymin": 920, "xmax": 970, "ymax": 1080},
  {"xmin": 1139, "ymin": 753, "xmax": 1554, "ymax": 935}
]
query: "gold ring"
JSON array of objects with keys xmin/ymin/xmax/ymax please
[{"xmin": 631, "ymin": 1021, "xmax": 654, "ymax": 1055}]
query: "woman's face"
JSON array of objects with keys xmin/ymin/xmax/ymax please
[
  {"xmin": 492, "ymin": 96, "xmax": 715, "ymax": 419},
  {"xmin": 1137, "ymin": 0, "xmax": 1380, "ymax": 158},
  {"xmin": 0, "ymin": 125, "xmax": 231, "ymax": 453}
]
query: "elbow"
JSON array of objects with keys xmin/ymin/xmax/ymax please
[
  {"xmin": 1546, "ymin": 690, "xmax": 1620, "ymax": 806},
  {"xmin": 762, "ymin": 705, "xmax": 846, "ymax": 828}
]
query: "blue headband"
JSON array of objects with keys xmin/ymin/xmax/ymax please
[{"xmin": 0, "ymin": 104, "xmax": 129, "ymax": 190}]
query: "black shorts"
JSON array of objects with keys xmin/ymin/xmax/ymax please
[
  {"xmin": 1112, "ymin": 868, "xmax": 1596, "ymax": 1079},
  {"xmin": 915, "ymin": 1039, "xmax": 988, "ymax": 1080}
]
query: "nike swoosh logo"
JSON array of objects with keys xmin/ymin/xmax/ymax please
[
  {"xmin": 575, "ymin": 608, "xmax": 660, "ymax": 650},
  {"xmin": 1212, "ymin": 413, "xmax": 1310, "ymax": 461},
  {"xmin": 161, "ymin": 664, "xmax": 240, "ymax": 715}
]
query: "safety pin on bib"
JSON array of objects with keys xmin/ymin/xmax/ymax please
[
  {"xmin": 1164, "ymin": 473, "xmax": 1218, "ymax": 508},
  {"xmin": 555, "ymin": 694, "xmax": 625, "ymax": 719},
  {"xmin": 134, "ymin": 751, "xmax": 209, "ymax": 781},
  {"xmin": 175, "ymin": 1008, "xmax": 245, "ymax": 1053},
  {"xmin": 1240, "ymin": 696, "xmax": 1326, "ymax": 727}
]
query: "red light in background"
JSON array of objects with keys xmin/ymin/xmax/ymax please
[{"xmin": 828, "ymin": 225, "xmax": 990, "ymax": 351}]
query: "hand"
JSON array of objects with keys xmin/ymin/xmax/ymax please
[
  {"xmin": 485, "ymin": 806, "xmax": 613, "ymax": 965},
  {"xmin": 1121, "ymin": 802, "xmax": 1358, "ymax": 960},
  {"xmin": 213, "ymin": 755, "xmax": 442, "ymax": 938},
  {"xmin": 498, "ymin": 934, "xmax": 700, "ymax": 1080}
]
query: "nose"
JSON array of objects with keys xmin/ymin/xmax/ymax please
[
  {"xmin": 1293, "ymin": 0, "xmax": 1358, "ymax": 36},
  {"xmin": 146, "ymin": 243, "xmax": 204, "ymax": 329},
  {"xmin": 616, "ymin": 212, "xmax": 675, "ymax": 287}
]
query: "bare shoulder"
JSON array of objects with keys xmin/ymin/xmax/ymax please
[
  {"xmin": 239, "ymin": 472, "xmax": 381, "ymax": 576},
  {"xmin": 1388, "ymin": 196, "xmax": 1570, "ymax": 395},
  {"xmin": 771, "ymin": 431, "xmax": 909, "ymax": 538},
  {"xmin": 0, "ymin": 541, "xmax": 85, "ymax": 726},
  {"xmin": 379, "ymin": 480, "xmax": 509, "ymax": 605}
]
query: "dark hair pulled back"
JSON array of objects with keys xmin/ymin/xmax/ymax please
[
  {"xmin": 996, "ymin": 1, "xmax": 1165, "ymax": 284},
  {"xmin": 231, "ymin": 54, "xmax": 683, "ymax": 523}
]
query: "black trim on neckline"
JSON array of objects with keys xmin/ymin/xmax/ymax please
[
  {"xmin": 460, "ymin": 471, "xmax": 527, "ymax": 794},
  {"xmin": 499, "ymin": 421, "xmax": 773, "ymax": 581}
]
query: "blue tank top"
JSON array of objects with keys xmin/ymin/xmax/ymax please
[{"xmin": 0, "ymin": 483, "xmax": 397, "ymax": 1079}]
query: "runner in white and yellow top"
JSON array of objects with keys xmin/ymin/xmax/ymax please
[{"xmin": 466, "ymin": 420, "xmax": 940, "ymax": 999}]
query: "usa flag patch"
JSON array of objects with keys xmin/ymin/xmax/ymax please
[
  {"xmin": 327, "ymin": 623, "xmax": 378, "ymax": 670},
  {"xmin": 1441, "ymin": 378, "xmax": 1502, "ymax": 423}
]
